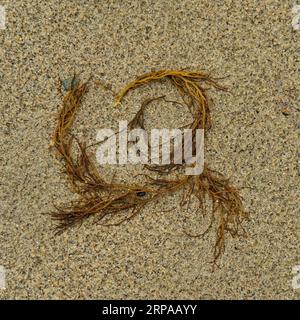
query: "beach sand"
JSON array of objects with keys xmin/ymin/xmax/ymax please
[{"xmin": 0, "ymin": 0, "xmax": 299, "ymax": 299}]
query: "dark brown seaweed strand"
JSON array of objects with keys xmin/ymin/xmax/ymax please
[{"xmin": 49, "ymin": 71, "xmax": 248, "ymax": 265}]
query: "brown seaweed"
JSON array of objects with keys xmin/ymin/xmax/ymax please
[{"xmin": 49, "ymin": 70, "xmax": 249, "ymax": 265}]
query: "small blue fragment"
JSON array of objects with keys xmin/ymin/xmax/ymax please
[{"xmin": 62, "ymin": 77, "xmax": 79, "ymax": 91}]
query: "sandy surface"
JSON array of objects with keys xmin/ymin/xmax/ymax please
[{"xmin": 0, "ymin": 0, "xmax": 299, "ymax": 299}]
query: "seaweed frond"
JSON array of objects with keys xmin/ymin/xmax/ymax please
[{"xmin": 49, "ymin": 70, "xmax": 248, "ymax": 266}]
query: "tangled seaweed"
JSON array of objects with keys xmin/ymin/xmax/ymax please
[{"xmin": 50, "ymin": 70, "xmax": 249, "ymax": 265}]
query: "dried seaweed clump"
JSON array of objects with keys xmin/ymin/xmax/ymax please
[{"xmin": 50, "ymin": 70, "xmax": 249, "ymax": 265}]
